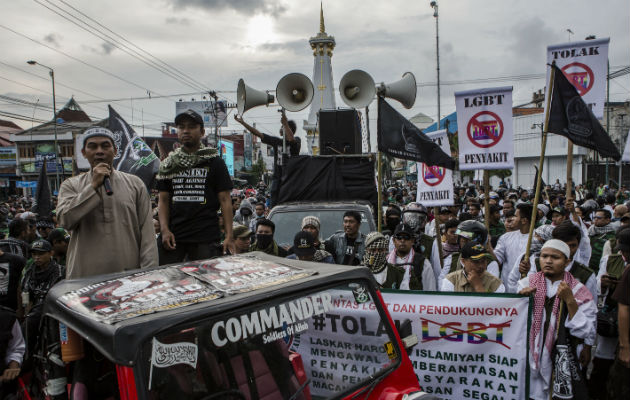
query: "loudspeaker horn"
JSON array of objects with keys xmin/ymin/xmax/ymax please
[
  {"xmin": 237, "ymin": 79, "xmax": 275, "ymax": 115},
  {"xmin": 377, "ymin": 72, "xmax": 417, "ymax": 109},
  {"xmin": 276, "ymin": 73, "xmax": 314, "ymax": 112},
  {"xmin": 339, "ymin": 69, "xmax": 376, "ymax": 109}
]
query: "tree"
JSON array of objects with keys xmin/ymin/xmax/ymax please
[{"xmin": 249, "ymin": 157, "xmax": 266, "ymax": 185}]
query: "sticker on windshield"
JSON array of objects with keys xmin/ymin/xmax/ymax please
[
  {"xmin": 349, "ymin": 283, "xmax": 370, "ymax": 304},
  {"xmin": 384, "ymin": 341, "xmax": 397, "ymax": 360},
  {"xmin": 149, "ymin": 338, "xmax": 198, "ymax": 390}
]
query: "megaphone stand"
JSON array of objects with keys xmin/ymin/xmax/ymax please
[
  {"xmin": 279, "ymin": 108, "xmax": 287, "ymax": 161},
  {"xmin": 376, "ymin": 97, "xmax": 383, "ymax": 233},
  {"xmin": 365, "ymin": 106, "xmax": 371, "ymax": 153}
]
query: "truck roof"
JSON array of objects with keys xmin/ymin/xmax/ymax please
[{"xmin": 44, "ymin": 252, "xmax": 374, "ymax": 366}]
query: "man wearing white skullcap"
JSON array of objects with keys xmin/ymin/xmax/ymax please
[{"xmin": 517, "ymin": 239, "xmax": 596, "ymax": 399}]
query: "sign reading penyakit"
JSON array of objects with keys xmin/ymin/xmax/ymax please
[
  {"xmin": 455, "ymin": 87, "xmax": 514, "ymax": 170},
  {"xmin": 416, "ymin": 129, "xmax": 454, "ymax": 206},
  {"xmin": 382, "ymin": 291, "xmax": 530, "ymax": 400}
]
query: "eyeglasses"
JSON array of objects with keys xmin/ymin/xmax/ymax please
[
  {"xmin": 593, "ymin": 216, "xmax": 605, "ymax": 220},
  {"xmin": 394, "ymin": 235, "xmax": 412, "ymax": 241}
]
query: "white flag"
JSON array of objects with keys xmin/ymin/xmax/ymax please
[{"xmin": 149, "ymin": 338, "xmax": 198, "ymax": 389}]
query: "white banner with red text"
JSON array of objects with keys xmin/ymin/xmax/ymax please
[{"xmin": 381, "ymin": 291, "xmax": 531, "ymax": 400}]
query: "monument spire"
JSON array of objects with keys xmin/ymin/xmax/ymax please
[
  {"xmin": 303, "ymin": 3, "xmax": 336, "ymax": 155},
  {"xmin": 320, "ymin": 2, "xmax": 325, "ymax": 33}
]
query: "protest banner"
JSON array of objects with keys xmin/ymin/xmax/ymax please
[
  {"xmin": 455, "ymin": 87, "xmax": 514, "ymax": 170},
  {"xmin": 290, "ymin": 288, "xmax": 400, "ymax": 397},
  {"xmin": 382, "ymin": 291, "xmax": 531, "ymax": 400},
  {"xmin": 292, "ymin": 289, "xmax": 530, "ymax": 400},
  {"xmin": 547, "ymin": 38, "xmax": 609, "ymax": 119},
  {"xmin": 416, "ymin": 129, "xmax": 454, "ymax": 206}
]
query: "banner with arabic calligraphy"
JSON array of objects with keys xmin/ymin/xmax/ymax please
[{"xmin": 381, "ymin": 291, "xmax": 531, "ymax": 400}]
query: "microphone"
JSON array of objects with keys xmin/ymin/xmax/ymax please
[{"xmin": 103, "ymin": 176, "xmax": 113, "ymax": 196}]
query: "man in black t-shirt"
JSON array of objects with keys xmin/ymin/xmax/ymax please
[
  {"xmin": 157, "ymin": 110, "xmax": 234, "ymax": 264},
  {"xmin": 234, "ymin": 111, "xmax": 300, "ymax": 205}
]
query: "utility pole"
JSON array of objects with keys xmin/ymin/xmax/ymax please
[{"xmin": 431, "ymin": 1, "xmax": 441, "ymax": 128}]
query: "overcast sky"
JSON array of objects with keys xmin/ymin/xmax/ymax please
[{"xmin": 1, "ymin": 0, "xmax": 628, "ymax": 145}]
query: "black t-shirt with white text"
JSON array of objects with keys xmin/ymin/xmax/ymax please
[{"xmin": 157, "ymin": 157, "xmax": 233, "ymax": 243}]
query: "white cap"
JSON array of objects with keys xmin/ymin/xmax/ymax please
[{"xmin": 541, "ymin": 239, "xmax": 570, "ymax": 259}]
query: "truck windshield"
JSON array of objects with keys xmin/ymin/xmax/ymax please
[
  {"xmin": 270, "ymin": 210, "xmax": 371, "ymax": 247},
  {"xmin": 142, "ymin": 280, "xmax": 399, "ymax": 399}
]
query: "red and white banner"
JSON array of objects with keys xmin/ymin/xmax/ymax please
[
  {"xmin": 455, "ymin": 87, "xmax": 514, "ymax": 170},
  {"xmin": 416, "ymin": 130, "xmax": 454, "ymax": 206},
  {"xmin": 382, "ymin": 291, "xmax": 531, "ymax": 400},
  {"xmin": 547, "ymin": 38, "xmax": 610, "ymax": 120}
]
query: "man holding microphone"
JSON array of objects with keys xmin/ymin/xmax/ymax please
[{"xmin": 57, "ymin": 127, "xmax": 158, "ymax": 278}]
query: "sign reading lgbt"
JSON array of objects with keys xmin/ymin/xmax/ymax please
[
  {"xmin": 382, "ymin": 291, "xmax": 531, "ymax": 400},
  {"xmin": 455, "ymin": 86, "xmax": 514, "ymax": 170},
  {"xmin": 416, "ymin": 129, "xmax": 454, "ymax": 206},
  {"xmin": 547, "ymin": 38, "xmax": 609, "ymax": 119}
]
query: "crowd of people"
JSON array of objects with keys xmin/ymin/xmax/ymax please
[{"xmin": 0, "ymin": 108, "xmax": 629, "ymax": 400}]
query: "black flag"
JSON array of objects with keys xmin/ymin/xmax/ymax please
[
  {"xmin": 107, "ymin": 105, "xmax": 160, "ymax": 190},
  {"xmin": 547, "ymin": 64, "xmax": 621, "ymax": 161},
  {"xmin": 532, "ymin": 165, "xmax": 546, "ymax": 195},
  {"xmin": 32, "ymin": 163, "xmax": 52, "ymax": 218},
  {"xmin": 377, "ymin": 97, "xmax": 455, "ymax": 169}
]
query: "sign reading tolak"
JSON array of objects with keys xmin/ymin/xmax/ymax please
[
  {"xmin": 416, "ymin": 130, "xmax": 453, "ymax": 206},
  {"xmin": 547, "ymin": 38, "xmax": 609, "ymax": 119},
  {"xmin": 455, "ymin": 87, "xmax": 514, "ymax": 170}
]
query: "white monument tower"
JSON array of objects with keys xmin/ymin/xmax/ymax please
[{"xmin": 303, "ymin": 3, "xmax": 336, "ymax": 155}]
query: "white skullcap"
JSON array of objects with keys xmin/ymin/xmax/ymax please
[{"xmin": 541, "ymin": 239, "xmax": 570, "ymax": 259}]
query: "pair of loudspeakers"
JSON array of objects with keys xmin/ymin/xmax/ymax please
[
  {"xmin": 237, "ymin": 73, "xmax": 314, "ymax": 115},
  {"xmin": 339, "ymin": 70, "xmax": 417, "ymax": 109},
  {"xmin": 318, "ymin": 71, "xmax": 417, "ymax": 154}
]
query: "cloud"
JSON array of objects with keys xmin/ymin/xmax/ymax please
[
  {"xmin": 169, "ymin": 0, "xmax": 287, "ymax": 17},
  {"xmin": 101, "ymin": 43, "xmax": 115, "ymax": 55},
  {"xmin": 256, "ymin": 39, "xmax": 305, "ymax": 53},
  {"xmin": 81, "ymin": 42, "xmax": 117, "ymax": 56},
  {"xmin": 165, "ymin": 16, "xmax": 191, "ymax": 25},
  {"xmin": 509, "ymin": 17, "xmax": 561, "ymax": 70},
  {"xmin": 43, "ymin": 33, "xmax": 62, "ymax": 47}
]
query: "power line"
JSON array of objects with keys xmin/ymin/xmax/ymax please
[
  {"xmin": 54, "ymin": 0, "xmax": 212, "ymax": 92},
  {"xmin": 0, "ymin": 60, "xmax": 171, "ymax": 121},
  {"xmin": 34, "ymin": 0, "xmax": 210, "ymax": 93},
  {"xmin": 0, "ymin": 23, "xmax": 166, "ymax": 97}
]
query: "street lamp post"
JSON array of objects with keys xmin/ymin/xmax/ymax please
[
  {"xmin": 430, "ymin": 1, "xmax": 440, "ymax": 128},
  {"xmin": 27, "ymin": 60, "xmax": 60, "ymax": 191}
]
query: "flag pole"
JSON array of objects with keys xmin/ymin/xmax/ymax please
[
  {"xmin": 548, "ymin": 300, "xmax": 565, "ymax": 400},
  {"xmin": 433, "ymin": 206, "xmax": 444, "ymax": 269},
  {"xmin": 483, "ymin": 170, "xmax": 490, "ymax": 232},
  {"xmin": 566, "ymin": 138, "xmax": 573, "ymax": 199},
  {"xmin": 377, "ymin": 151, "xmax": 383, "ymax": 232},
  {"xmin": 523, "ymin": 65, "xmax": 556, "ymax": 278}
]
